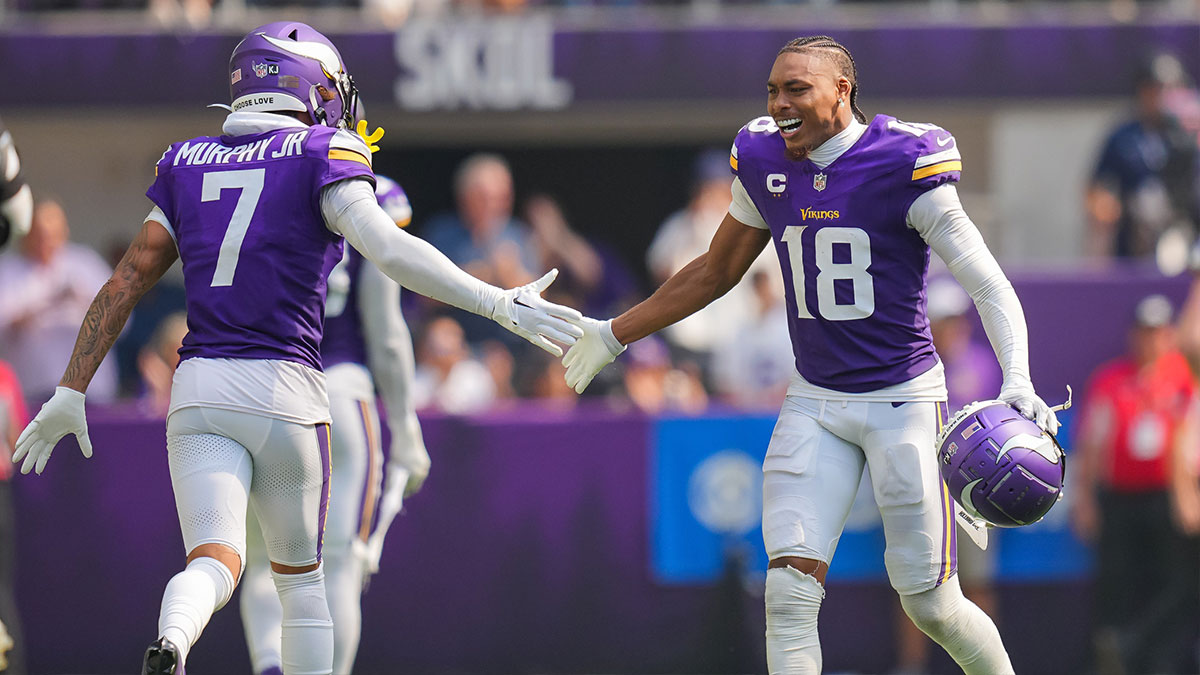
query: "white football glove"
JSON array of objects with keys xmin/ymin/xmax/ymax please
[
  {"xmin": 999, "ymin": 383, "xmax": 1060, "ymax": 436},
  {"xmin": 562, "ymin": 317, "xmax": 626, "ymax": 394},
  {"xmin": 355, "ymin": 464, "xmax": 412, "ymax": 586},
  {"xmin": 352, "ymin": 537, "xmax": 382, "ymax": 585},
  {"xmin": 489, "ymin": 269, "xmax": 584, "ymax": 357},
  {"xmin": 12, "ymin": 386, "xmax": 92, "ymax": 475},
  {"xmin": 390, "ymin": 422, "xmax": 430, "ymax": 498}
]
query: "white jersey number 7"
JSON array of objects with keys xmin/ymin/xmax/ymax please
[{"xmin": 202, "ymin": 168, "xmax": 266, "ymax": 288}]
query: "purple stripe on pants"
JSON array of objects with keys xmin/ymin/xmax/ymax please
[
  {"xmin": 316, "ymin": 422, "xmax": 332, "ymax": 562},
  {"xmin": 935, "ymin": 400, "xmax": 957, "ymax": 586},
  {"xmin": 943, "ymin": 401, "xmax": 956, "ymax": 577},
  {"xmin": 355, "ymin": 400, "xmax": 382, "ymax": 543}
]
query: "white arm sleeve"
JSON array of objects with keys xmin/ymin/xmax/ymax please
[
  {"xmin": 321, "ymin": 178, "xmax": 502, "ymax": 318},
  {"xmin": 908, "ymin": 184, "xmax": 1032, "ymax": 390},
  {"xmin": 729, "ymin": 177, "xmax": 770, "ymax": 230},
  {"xmin": 357, "ymin": 261, "xmax": 421, "ymax": 457}
]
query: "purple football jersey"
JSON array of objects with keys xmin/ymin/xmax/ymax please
[
  {"xmin": 732, "ymin": 114, "xmax": 963, "ymax": 393},
  {"xmin": 321, "ymin": 175, "xmax": 410, "ymax": 369},
  {"xmin": 146, "ymin": 125, "xmax": 374, "ymax": 371}
]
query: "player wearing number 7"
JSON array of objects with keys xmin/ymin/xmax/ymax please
[
  {"xmin": 12, "ymin": 21, "xmax": 581, "ymax": 675},
  {"xmin": 564, "ymin": 35, "xmax": 1057, "ymax": 674}
]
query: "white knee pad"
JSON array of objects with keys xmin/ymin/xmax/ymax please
[
  {"xmin": 899, "ymin": 575, "xmax": 1014, "ymax": 675},
  {"xmin": 272, "ymin": 565, "xmax": 334, "ymax": 675},
  {"xmin": 765, "ymin": 566, "xmax": 825, "ymax": 675}
]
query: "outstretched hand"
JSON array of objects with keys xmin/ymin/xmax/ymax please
[
  {"xmin": 12, "ymin": 387, "xmax": 92, "ymax": 475},
  {"xmin": 562, "ymin": 317, "xmax": 626, "ymax": 394},
  {"xmin": 490, "ymin": 269, "xmax": 584, "ymax": 357}
]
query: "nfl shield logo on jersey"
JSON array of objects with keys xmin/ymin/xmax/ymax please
[{"xmin": 813, "ymin": 173, "xmax": 827, "ymax": 192}]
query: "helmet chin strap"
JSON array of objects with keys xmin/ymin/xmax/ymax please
[
  {"xmin": 308, "ymin": 75, "xmax": 359, "ymax": 129},
  {"xmin": 308, "ymin": 85, "xmax": 328, "ymax": 125}
]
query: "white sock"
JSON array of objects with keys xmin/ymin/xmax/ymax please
[
  {"xmin": 899, "ymin": 575, "xmax": 1014, "ymax": 675},
  {"xmin": 157, "ymin": 556, "xmax": 236, "ymax": 665},
  {"xmin": 239, "ymin": 557, "xmax": 284, "ymax": 674},
  {"xmin": 765, "ymin": 566, "xmax": 825, "ymax": 675},
  {"xmin": 272, "ymin": 565, "xmax": 334, "ymax": 675},
  {"xmin": 322, "ymin": 550, "xmax": 364, "ymax": 675}
]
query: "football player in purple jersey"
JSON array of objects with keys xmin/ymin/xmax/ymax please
[
  {"xmin": 0, "ymin": 118, "xmax": 33, "ymax": 253},
  {"xmin": 563, "ymin": 36, "xmax": 1058, "ymax": 674},
  {"xmin": 12, "ymin": 22, "xmax": 581, "ymax": 675},
  {"xmin": 239, "ymin": 174, "xmax": 430, "ymax": 675}
]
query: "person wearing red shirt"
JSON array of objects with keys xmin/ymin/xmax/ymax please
[
  {"xmin": 0, "ymin": 360, "xmax": 26, "ymax": 674},
  {"xmin": 1074, "ymin": 294, "xmax": 1200, "ymax": 675}
]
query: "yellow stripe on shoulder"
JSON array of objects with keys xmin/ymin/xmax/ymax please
[
  {"xmin": 329, "ymin": 148, "xmax": 372, "ymax": 168},
  {"xmin": 912, "ymin": 160, "xmax": 962, "ymax": 181}
]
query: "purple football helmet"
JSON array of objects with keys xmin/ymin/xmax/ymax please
[
  {"xmin": 229, "ymin": 21, "xmax": 358, "ymax": 129},
  {"xmin": 937, "ymin": 400, "xmax": 1066, "ymax": 528}
]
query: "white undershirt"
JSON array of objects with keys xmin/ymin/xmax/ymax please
[{"xmin": 726, "ymin": 125, "xmax": 1030, "ymax": 403}]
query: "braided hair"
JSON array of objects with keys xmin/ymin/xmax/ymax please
[{"xmin": 777, "ymin": 36, "xmax": 866, "ymax": 124}]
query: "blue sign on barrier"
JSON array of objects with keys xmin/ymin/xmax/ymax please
[
  {"xmin": 650, "ymin": 415, "xmax": 774, "ymax": 584},
  {"xmin": 650, "ymin": 409, "xmax": 1091, "ymax": 585}
]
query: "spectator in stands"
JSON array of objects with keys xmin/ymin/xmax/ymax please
[
  {"xmin": 711, "ymin": 269, "xmax": 790, "ymax": 410},
  {"xmin": 423, "ymin": 154, "xmax": 540, "ymax": 347},
  {"xmin": 413, "ymin": 315, "xmax": 497, "ymax": 414},
  {"xmin": 1072, "ymin": 294, "xmax": 1199, "ymax": 674},
  {"xmin": 1086, "ymin": 52, "xmax": 1200, "ymax": 261},
  {"xmin": 929, "ymin": 276, "xmax": 1003, "ymax": 408},
  {"xmin": 425, "ymin": 153, "xmax": 537, "ymax": 288},
  {"xmin": 621, "ymin": 336, "xmax": 707, "ymax": 415},
  {"xmin": 147, "ymin": 0, "xmax": 213, "ymax": 29},
  {"xmin": 0, "ymin": 360, "xmax": 25, "ymax": 675},
  {"xmin": 892, "ymin": 278, "xmax": 1003, "ymax": 675},
  {"xmin": 646, "ymin": 149, "xmax": 778, "ymax": 378},
  {"xmin": 136, "ymin": 312, "xmax": 188, "ymax": 417},
  {"xmin": 523, "ymin": 192, "xmax": 639, "ymax": 318},
  {"xmin": 515, "ymin": 348, "xmax": 577, "ymax": 407},
  {"xmin": 0, "ymin": 199, "xmax": 117, "ymax": 402}
]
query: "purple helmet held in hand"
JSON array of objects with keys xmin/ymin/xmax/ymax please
[
  {"xmin": 229, "ymin": 21, "xmax": 358, "ymax": 129},
  {"xmin": 937, "ymin": 400, "xmax": 1066, "ymax": 528}
]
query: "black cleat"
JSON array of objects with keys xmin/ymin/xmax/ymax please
[{"xmin": 142, "ymin": 637, "xmax": 185, "ymax": 675}]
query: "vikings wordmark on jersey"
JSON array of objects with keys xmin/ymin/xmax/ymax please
[
  {"xmin": 731, "ymin": 114, "xmax": 962, "ymax": 393},
  {"xmin": 146, "ymin": 124, "xmax": 375, "ymax": 373}
]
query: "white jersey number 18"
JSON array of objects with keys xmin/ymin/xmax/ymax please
[{"xmin": 781, "ymin": 225, "xmax": 875, "ymax": 321}]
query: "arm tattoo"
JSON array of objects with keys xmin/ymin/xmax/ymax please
[{"xmin": 59, "ymin": 224, "xmax": 176, "ymax": 392}]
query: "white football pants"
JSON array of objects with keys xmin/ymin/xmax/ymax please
[
  {"xmin": 762, "ymin": 396, "xmax": 955, "ymax": 594},
  {"xmin": 165, "ymin": 405, "xmax": 333, "ymax": 674},
  {"xmin": 242, "ymin": 390, "xmax": 384, "ymax": 675}
]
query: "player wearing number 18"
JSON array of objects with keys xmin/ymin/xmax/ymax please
[
  {"xmin": 562, "ymin": 36, "xmax": 1059, "ymax": 674},
  {"xmin": 12, "ymin": 21, "xmax": 582, "ymax": 675}
]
